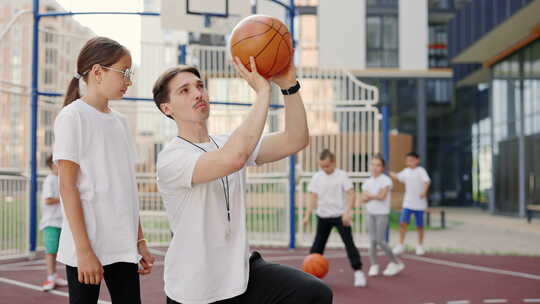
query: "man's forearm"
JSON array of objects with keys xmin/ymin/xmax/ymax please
[
  {"xmin": 283, "ymin": 92, "xmax": 309, "ymax": 148},
  {"xmin": 222, "ymin": 89, "xmax": 271, "ymax": 160}
]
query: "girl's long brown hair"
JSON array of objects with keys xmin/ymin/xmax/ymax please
[{"xmin": 64, "ymin": 37, "xmax": 129, "ymax": 107}]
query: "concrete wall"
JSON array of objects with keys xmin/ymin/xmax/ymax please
[
  {"xmin": 399, "ymin": 0, "xmax": 428, "ymax": 70},
  {"xmin": 318, "ymin": 0, "xmax": 366, "ymax": 70}
]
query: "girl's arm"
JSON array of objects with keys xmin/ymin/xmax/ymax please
[
  {"xmin": 375, "ymin": 186, "xmax": 391, "ymax": 201},
  {"xmin": 58, "ymin": 160, "xmax": 103, "ymax": 285},
  {"xmin": 137, "ymin": 221, "xmax": 155, "ymax": 275}
]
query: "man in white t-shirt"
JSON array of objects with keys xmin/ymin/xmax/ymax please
[
  {"xmin": 40, "ymin": 155, "xmax": 68, "ymax": 291},
  {"xmin": 302, "ymin": 149, "xmax": 366, "ymax": 287},
  {"xmin": 390, "ymin": 152, "xmax": 431, "ymax": 256},
  {"xmin": 154, "ymin": 58, "xmax": 332, "ymax": 304}
]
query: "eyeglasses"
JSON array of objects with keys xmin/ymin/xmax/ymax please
[{"xmin": 101, "ymin": 65, "xmax": 134, "ymax": 81}]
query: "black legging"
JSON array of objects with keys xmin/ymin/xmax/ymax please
[
  {"xmin": 167, "ymin": 252, "xmax": 333, "ymax": 304},
  {"xmin": 66, "ymin": 262, "xmax": 141, "ymax": 304},
  {"xmin": 310, "ymin": 215, "xmax": 363, "ymax": 271}
]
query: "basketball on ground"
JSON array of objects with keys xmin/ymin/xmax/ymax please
[
  {"xmin": 302, "ymin": 253, "xmax": 329, "ymax": 279},
  {"xmin": 229, "ymin": 15, "xmax": 293, "ymax": 78}
]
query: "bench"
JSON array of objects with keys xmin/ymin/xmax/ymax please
[{"xmin": 526, "ymin": 205, "xmax": 540, "ymax": 223}]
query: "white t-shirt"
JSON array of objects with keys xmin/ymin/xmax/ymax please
[
  {"xmin": 308, "ymin": 169, "xmax": 353, "ymax": 218},
  {"xmin": 53, "ymin": 99, "xmax": 140, "ymax": 267},
  {"xmin": 157, "ymin": 135, "xmax": 261, "ymax": 304},
  {"xmin": 396, "ymin": 166, "xmax": 431, "ymax": 211},
  {"xmin": 362, "ymin": 174, "xmax": 393, "ymax": 215},
  {"xmin": 39, "ymin": 174, "xmax": 62, "ymax": 230}
]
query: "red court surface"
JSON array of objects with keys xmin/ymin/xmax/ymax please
[{"xmin": 1, "ymin": 247, "xmax": 539, "ymax": 304}]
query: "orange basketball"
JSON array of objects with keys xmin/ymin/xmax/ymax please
[
  {"xmin": 230, "ymin": 15, "xmax": 293, "ymax": 78},
  {"xmin": 302, "ymin": 253, "xmax": 329, "ymax": 279}
]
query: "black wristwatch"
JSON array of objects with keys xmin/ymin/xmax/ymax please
[{"xmin": 281, "ymin": 81, "xmax": 301, "ymax": 95}]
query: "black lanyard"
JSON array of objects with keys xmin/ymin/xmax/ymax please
[{"xmin": 177, "ymin": 136, "xmax": 231, "ymax": 223}]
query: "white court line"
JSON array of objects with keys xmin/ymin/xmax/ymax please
[
  {"xmin": 0, "ymin": 259, "xmax": 45, "ymax": 269},
  {"xmin": 0, "ymin": 265, "xmax": 48, "ymax": 271},
  {"xmin": 483, "ymin": 300, "xmax": 508, "ymax": 303},
  {"xmin": 402, "ymin": 254, "xmax": 540, "ymax": 281},
  {"xmin": 0, "ymin": 276, "xmax": 111, "ymax": 304},
  {"xmin": 523, "ymin": 299, "xmax": 540, "ymax": 303},
  {"xmin": 447, "ymin": 301, "xmax": 470, "ymax": 304}
]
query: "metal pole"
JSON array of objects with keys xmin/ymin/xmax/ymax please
[
  {"xmin": 29, "ymin": 0, "xmax": 40, "ymax": 253},
  {"xmin": 518, "ymin": 53, "xmax": 526, "ymax": 217},
  {"xmin": 178, "ymin": 44, "xmax": 187, "ymax": 65},
  {"xmin": 489, "ymin": 72, "xmax": 496, "ymax": 213},
  {"xmin": 288, "ymin": 156, "xmax": 296, "ymax": 250},
  {"xmin": 286, "ymin": 0, "xmax": 296, "ymax": 250},
  {"xmin": 382, "ymin": 106, "xmax": 390, "ymax": 164},
  {"xmin": 416, "ymin": 78, "xmax": 427, "ymax": 165},
  {"xmin": 382, "ymin": 105, "xmax": 390, "ymax": 242}
]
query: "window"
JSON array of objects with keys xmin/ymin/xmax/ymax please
[
  {"xmin": 42, "ymin": 109, "xmax": 53, "ymax": 125},
  {"xmin": 11, "ymin": 47, "xmax": 21, "ymax": 84},
  {"xmin": 44, "ymin": 68, "xmax": 54, "ymax": 84},
  {"xmin": 429, "ymin": 24, "xmax": 449, "ymax": 68},
  {"xmin": 298, "ymin": 15, "xmax": 318, "ymax": 67},
  {"xmin": 366, "ymin": 15, "xmax": 398, "ymax": 68},
  {"xmin": 367, "ymin": 0, "xmax": 398, "ymax": 7},
  {"xmin": 45, "ymin": 5, "xmax": 57, "ymax": 12},
  {"xmin": 428, "ymin": 0, "xmax": 453, "ymax": 10},
  {"xmin": 45, "ymin": 130, "xmax": 54, "ymax": 146},
  {"xmin": 44, "ymin": 26, "xmax": 55, "ymax": 44},
  {"xmin": 45, "ymin": 48, "xmax": 57, "ymax": 65},
  {"xmin": 427, "ymin": 79, "xmax": 452, "ymax": 104}
]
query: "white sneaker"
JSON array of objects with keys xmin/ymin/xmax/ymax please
[
  {"xmin": 393, "ymin": 244, "xmax": 404, "ymax": 255},
  {"xmin": 42, "ymin": 279, "xmax": 55, "ymax": 291},
  {"xmin": 383, "ymin": 262, "xmax": 405, "ymax": 276},
  {"xmin": 368, "ymin": 265, "xmax": 379, "ymax": 277},
  {"xmin": 354, "ymin": 270, "xmax": 367, "ymax": 287},
  {"xmin": 416, "ymin": 245, "xmax": 426, "ymax": 256},
  {"xmin": 54, "ymin": 276, "xmax": 68, "ymax": 287}
]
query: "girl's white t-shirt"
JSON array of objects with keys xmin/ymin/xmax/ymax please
[
  {"xmin": 157, "ymin": 135, "xmax": 261, "ymax": 304},
  {"xmin": 39, "ymin": 173, "xmax": 63, "ymax": 230},
  {"xmin": 362, "ymin": 174, "xmax": 393, "ymax": 215},
  {"xmin": 307, "ymin": 169, "xmax": 353, "ymax": 218},
  {"xmin": 53, "ymin": 99, "xmax": 140, "ymax": 267}
]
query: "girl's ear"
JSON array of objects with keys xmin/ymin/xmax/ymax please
[{"xmin": 90, "ymin": 64, "xmax": 102, "ymax": 83}]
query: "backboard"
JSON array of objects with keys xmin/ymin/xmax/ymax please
[{"xmin": 161, "ymin": 0, "xmax": 287, "ymax": 35}]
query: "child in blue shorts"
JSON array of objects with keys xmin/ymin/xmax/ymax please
[
  {"xmin": 40, "ymin": 155, "xmax": 68, "ymax": 291},
  {"xmin": 390, "ymin": 152, "xmax": 431, "ymax": 256}
]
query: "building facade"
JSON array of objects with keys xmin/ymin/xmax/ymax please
[
  {"xmin": 296, "ymin": 0, "xmax": 474, "ymax": 206},
  {"xmin": 0, "ymin": 0, "xmax": 94, "ymax": 173},
  {"xmin": 449, "ymin": 0, "xmax": 540, "ymax": 216}
]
